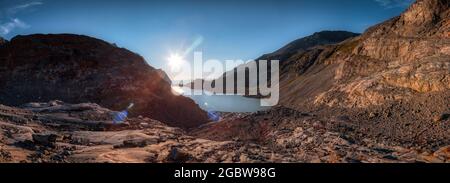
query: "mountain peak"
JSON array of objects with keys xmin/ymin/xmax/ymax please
[
  {"xmin": 366, "ymin": 0, "xmax": 449, "ymax": 38},
  {"xmin": 402, "ymin": 0, "xmax": 449, "ymax": 28}
]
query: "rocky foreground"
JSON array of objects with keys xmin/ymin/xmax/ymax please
[{"xmin": 0, "ymin": 101, "xmax": 448, "ymax": 163}]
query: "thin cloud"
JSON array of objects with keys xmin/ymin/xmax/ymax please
[
  {"xmin": 0, "ymin": 18, "xmax": 29, "ymax": 35},
  {"xmin": 8, "ymin": 1, "xmax": 43, "ymax": 15},
  {"xmin": 374, "ymin": 0, "xmax": 414, "ymax": 9},
  {"xmin": 0, "ymin": 1, "xmax": 43, "ymax": 36}
]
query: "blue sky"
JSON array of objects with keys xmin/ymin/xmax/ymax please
[{"xmin": 0, "ymin": 0, "xmax": 413, "ymax": 79}]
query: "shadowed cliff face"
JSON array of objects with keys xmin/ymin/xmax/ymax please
[
  {"xmin": 0, "ymin": 37, "xmax": 6, "ymax": 45},
  {"xmin": 0, "ymin": 34, "xmax": 208, "ymax": 129}
]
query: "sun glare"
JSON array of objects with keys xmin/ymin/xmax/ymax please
[{"xmin": 167, "ymin": 53, "xmax": 184, "ymax": 69}]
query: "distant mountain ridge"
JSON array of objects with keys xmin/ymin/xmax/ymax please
[
  {"xmin": 188, "ymin": 30, "xmax": 360, "ymax": 95},
  {"xmin": 259, "ymin": 31, "xmax": 360, "ymax": 61}
]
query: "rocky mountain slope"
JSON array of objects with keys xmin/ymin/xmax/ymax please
[
  {"xmin": 0, "ymin": 34, "xmax": 208, "ymax": 129},
  {"xmin": 193, "ymin": 0, "xmax": 449, "ymax": 150},
  {"xmin": 187, "ymin": 31, "xmax": 359, "ymax": 94},
  {"xmin": 0, "ymin": 101, "xmax": 448, "ymax": 163},
  {"xmin": 259, "ymin": 31, "xmax": 360, "ymax": 62},
  {"xmin": 309, "ymin": 0, "xmax": 449, "ymax": 108},
  {"xmin": 277, "ymin": 0, "xmax": 449, "ymax": 147}
]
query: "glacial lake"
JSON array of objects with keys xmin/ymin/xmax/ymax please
[{"xmin": 173, "ymin": 87, "xmax": 271, "ymax": 113}]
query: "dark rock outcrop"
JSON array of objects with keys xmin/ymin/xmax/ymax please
[
  {"xmin": 0, "ymin": 37, "xmax": 6, "ymax": 46},
  {"xmin": 0, "ymin": 34, "xmax": 208, "ymax": 129}
]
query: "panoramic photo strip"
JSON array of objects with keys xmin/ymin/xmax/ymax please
[{"xmin": 0, "ymin": 0, "xmax": 448, "ymax": 181}]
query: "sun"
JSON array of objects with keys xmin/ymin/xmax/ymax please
[{"xmin": 167, "ymin": 53, "xmax": 184, "ymax": 69}]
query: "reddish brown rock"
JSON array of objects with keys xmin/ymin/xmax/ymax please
[
  {"xmin": 276, "ymin": 0, "xmax": 450, "ymax": 108},
  {"xmin": 274, "ymin": 0, "xmax": 450, "ymax": 148},
  {"xmin": 0, "ymin": 37, "xmax": 6, "ymax": 46},
  {"xmin": 0, "ymin": 34, "xmax": 208, "ymax": 129}
]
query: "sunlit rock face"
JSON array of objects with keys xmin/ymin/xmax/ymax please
[
  {"xmin": 321, "ymin": 0, "xmax": 450, "ymax": 107},
  {"xmin": 354, "ymin": 0, "xmax": 449, "ymax": 65},
  {"xmin": 0, "ymin": 34, "xmax": 208, "ymax": 129},
  {"xmin": 258, "ymin": 0, "xmax": 450, "ymax": 145},
  {"xmin": 276, "ymin": 0, "xmax": 450, "ymax": 109}
]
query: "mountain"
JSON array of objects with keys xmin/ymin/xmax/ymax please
[
  {"xmin": 259, "ymin": 31, "xmax": 359, "ymax": 61},
  {"xmin": 194, "ymin": 0, "xmax": 449, "ymax": 149},
  {"xmin": 0, "ymin": 34, "xmax": 208, "ymax": 129},
  {"xmin": 188, "ymin": 31, "xmax": 360, "ymax": 95},
  {"xmin": 277, "ymin": 0, "xmax": 449, "ymax": 148},
  {"xmin": 280, "ymin": 0, "xmax": 449, "ymax": 108}
]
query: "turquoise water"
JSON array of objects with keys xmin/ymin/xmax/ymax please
[{"xmin": 173, "ymin": 87, "xmax": 270, "ymax": 113}]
